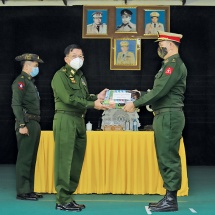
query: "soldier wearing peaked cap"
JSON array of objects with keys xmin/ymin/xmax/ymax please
[
  {"xmin": 116, "ymin": 8, "xmax": 136, "ymax": 32},
  {"xmin": 87, "ymin": 11, "xmax": 107, "ymax": 34},
  {"xmin": 145, "ymin": 11, "xmax": 164, "ymax": 34},
  {"xmin": 117, "ymin": 40, "xmax": 135, "ymax": 65},
  {"xmin": 11, "ymin": 53, "xmax": 44, "ymax": 201},
  {"xmin": 123, "ymin": 31, "xmax": 187, "ymax": 212}
]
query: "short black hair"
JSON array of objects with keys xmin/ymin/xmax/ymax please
[{"xmin": 64, "ymin": 44, "xmax": 83, "ymax": 56}]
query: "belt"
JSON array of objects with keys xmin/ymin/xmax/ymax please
[
  {"xmin": 55, "ymin": 110, "xmax": 85, "ymax": 118},
  {"xmin": 153, "ymin": 107, "xmax": 183, "ymax": 116},
  {"xmin": 25, "ymin": 113, "xmax": 41, "ymax": 122}
]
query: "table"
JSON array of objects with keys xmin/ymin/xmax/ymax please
[{"xmin": 34, "ymin": 131, "xmax": 188, "ymax": 196}]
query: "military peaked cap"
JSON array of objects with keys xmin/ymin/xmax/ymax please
[
  {"xmin": 150, "ymin": 11, "xmax": 160, "ymax": 17},
  {"xmin": 15, "ymin": 53, "xmax": 44, "ymax": 63},
  {"xmin": 155, "ymin": 31, "xmax": 183, "ymax": 43},
  {"xmin": 92, "ymin": 11, "xmax": 102, "ymax": 18},
  {"xmin": 120, "ymin": 41, "xmax": 129, "ymax": 46},
  {"xmin": 120, "ymin": 9, "xmax": 132, "ymax": 16}
]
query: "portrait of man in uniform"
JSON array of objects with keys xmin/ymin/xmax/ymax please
[
  {"xmin": 144, "ymin": 10, "xmax": 165, "ymax": 35},
  {"xmin": 86, "ymin": 10, "xmax": 108, "ymax": 34},
  {"xmin": 116, "ymin": 8, "xmax": 137, "ymax": 32},
  {"xmin": 116, "ymin": 40, "xmax": 136, "ymax": 65}
]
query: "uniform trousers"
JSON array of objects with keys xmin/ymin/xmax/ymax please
[
  {"xmin": 15, "ymin": 120, "xmax": 41, "ymax": 194},
  {"xmin": 53, "ymin": 112, "xmax": 86, "ymax": 204},
  {"xmin": 153, "ymin": 110, "xmax": 185, "ymax": 191}
]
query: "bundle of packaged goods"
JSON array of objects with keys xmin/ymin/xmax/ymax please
[
  {"xmin": 102, "ymin": 90, "xmax": 140, "ymax": 109},
  {"xmin": 101, "ymin": 90, "xmax": 141, "ymax": 131}
]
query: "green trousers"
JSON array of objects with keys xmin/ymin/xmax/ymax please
[
  {"xmin": 53, "ymin": 112, "xmax": 86, "ymax": 204},
  {"xmin": 153, "ymin": 110, "xmax": 185, "ymax": 191},
  {"xmin": 15, "ymin": 120, "xmax": 41, "ymax": 195}
]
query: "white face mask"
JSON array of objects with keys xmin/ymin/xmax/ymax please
[{"xmin": 69, "ymin": 57, "xmax": 83, "ymax": 70}]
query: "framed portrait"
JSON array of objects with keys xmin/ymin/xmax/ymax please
[
  {"xmin": 82, "ymin": 6, "xmax": 111, "ymax": 38},
  {"xmin": 110, "ymin": 38, "xmax": 141, "ymax": 70},
  {"xmin": 115, "ymin": 7, "xmax": 137, "ymax": 34},
  {"xmin": 143, "ymin": 6, "xmax": 170, "ymax": 39}
]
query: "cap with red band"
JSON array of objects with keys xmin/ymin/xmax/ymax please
[{"xmin": 155, "ymin": 31, "xmax": 183, "ymax": 43}]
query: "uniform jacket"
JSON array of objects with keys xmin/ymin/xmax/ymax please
[
  {"xmin": 145, "ymin": 22, "xmax": 164, "ymax": 34},
  {"xmin": 117, "ymin": 51, "xmax": 136, "ymax": 65},
  {"xmin": 116, "ymin": 22, "xmax": 136, "ymax": 32},
  {"xmin": 51, "ymin": 64, "xmax": 97, "ymax": 114},
  {"xmin": 134, "ymin": 54, "xmax": 187, "ymax": 111},
  {"xmin": 11, "ymin": 71, "xmax": 40, "ymax": 125},
  {"xmin": 87, "ymin": 23, "xmax": 107, "ymax": 34}
]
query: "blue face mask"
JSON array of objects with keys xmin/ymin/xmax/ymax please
[{"xmin": 30, "ymin": 67, "xmax": 39, "ymax": 77}]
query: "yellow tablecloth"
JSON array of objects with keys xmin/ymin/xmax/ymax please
[{"xmin": 34, "ymin": 131, "xmax": 188, "ymax": 196}]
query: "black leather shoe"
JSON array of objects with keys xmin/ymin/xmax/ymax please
[
  {"xmin": 150, "ymin": 190, "xmax": 178, "ymax": 212},
  {"xmin": 72, "ymin": 200, "xmax": 86, "ymax": 209},
  {"xmin": 31, "ymin": 192, "xmax": 43, "ymax": 198},
  {"xmin": 17, "ymin": 193, "xmax": 38, "ymax": 201},
  {"xmin": 148, "ymin": 197, "xmax": 167, "ymax": 208},
  {"xmin": 148, "ymin": 202, "xmax": 157, "ymax": 208},
  {"xmin": 55, "ymin": 202, "xmax": 82, "ymax": 211}
]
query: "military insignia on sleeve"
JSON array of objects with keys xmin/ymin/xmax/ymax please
[
  {"xmin": 165, "ymin": 67, "xmax": 174, "ymax": 75},
  {"xmin": 18, "ymin": 82, "xmax": 25, "ymax": 90}
]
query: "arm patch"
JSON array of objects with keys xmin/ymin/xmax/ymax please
[
  {"xmin": 165, "ymin": 67, "xmax": 174, "ymax": 75},
  {"xmin": 18, "ymin": 82, "xmax": 25, "ymax": 90}
]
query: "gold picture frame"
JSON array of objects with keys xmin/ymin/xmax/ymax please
[
  {"xmin": 143, "ymin": 6, "xmax": 170, "ymax": 39},
  {"xmin": 110, "ymin": 38, "xmax": 141, "ymax": 70}
]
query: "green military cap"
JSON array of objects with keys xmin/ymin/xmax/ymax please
[{"xmin": 15, "ymin": 53, "xmax": 44, "ymax": 63}]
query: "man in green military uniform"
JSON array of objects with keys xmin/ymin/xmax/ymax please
[
  {"xmin": 123, "ymin": 31, "xmax": 187, "ymax": 212},
  {"xmin": 11, "ymin": 53, "xmax": 44, "ymax": 201},
  {"xmin": 51, "ymin": 44, "xmax": 108, "ymax": 211}
]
